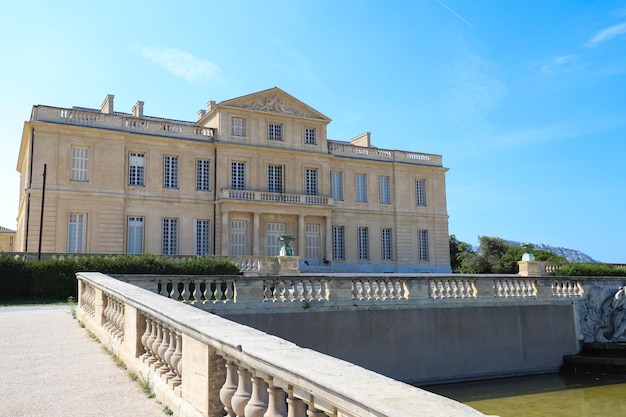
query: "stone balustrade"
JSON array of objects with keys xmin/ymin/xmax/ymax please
[
  {"xmin": 116, "ymin": 274, "xmax": 585, "ymax": 316},
  {"xmin": 76, "ymin": 272, "xmax": 490, "ymax": 417},
  {"xmin": 33, "ymin": 105, "xmax": 216, "ymax": 140},
  {"xmin": 327, "ymin": 142, "xmax": 443, "ymax": 167},
  {"xmin": 221, "ymin": 189, "xmax": 333, "ymax": 206}
]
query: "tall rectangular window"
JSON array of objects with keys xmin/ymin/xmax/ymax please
[
  {"xmin": 305, "ymin": 168, "xmax": 318, "ymax": 196},
  {"xmin": 194, "ymin": 219, "xmax": 210, "ymax": 255},
  {"xmin": 357, "ymin": 227, "xmax": 369, "ymax": 260},
  {"xmin": 71, "ymin": 146, "xmax": 89, "ymax": 182},
  {"xmin": 304, "ymin": 128, "xmax": 317, "ymax": 145},
  {"xmin": 333, "ymin": 226, "xmax": 345, "ymax": 260},
  {"xmin": 129, "ymin": 152, "xmax": 145, "ymax": 186},
  {"xmin": 162, "ymin": 218, "xmax": 178, "ymax": 255},
  {"xmin": 266, "ymin": 223, "xmax": 285, "ymax": 256},
  {"xmin": 231, "ymin": 162, "xmax": 246, "ymax": 190},
  {"xmin": 196, "ymin": 159, "xmax": 211, "ymax": 191},
  {"xmin": 331, "ymin": 171, "xmax": 343, "ymax": 201},
  {"xmin": 356, "ymin": 174, "xmax": 368, "ymax": 203},
  {"xmin": 418, "ymin": 229, "xmax": 429, "ymax": 261},
  {"xmin": 379, "ymin": 176, "xmax": 391, "ymax": 204},
  {"xmin": 67, "ymin": 213, "xmax": 86, "ymax": 253},
  {"xmin": 231, "ymin": 117, "xmax": 246, "ymax": 136},
  {"xmin": 267, "ymin": 165, "xmax": 284, "ymax": 193},
  {"xmin": 127, "ymin": 216, "xmax": 144, "ymax": 254},
  {"xmin": 268, "ymin": 123, "xmax": 283, "ymax": 141},
  {"xmin": 163, "ymin": 156, "xmax": 179, "ymax": 189},
  {"xmin": 230, "ymin": 221, "xmax": 247, "ymax": 256},
  {"xmin": 305, "ymin": 224, "xmax": 320, "ymax": 260},
  {"xmin": 381, "ymin": 228, "xmax": 393, "ymax": 261},
  {"xmin": 416, "ymin": 179, "xmax": 427, "ymax": 207}
]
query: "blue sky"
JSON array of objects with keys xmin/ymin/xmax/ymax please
[{"xmin": 1, "ymin": 1, "xmax": 625, "ymax": 262}]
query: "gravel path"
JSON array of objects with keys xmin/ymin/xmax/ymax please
[{"xmin": 0, "ymin": 305, "xmax": 167, "ymax": 417}]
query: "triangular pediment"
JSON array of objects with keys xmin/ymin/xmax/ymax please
[{"xmin": 218, "ymin": 87, "xmax": 331, "ymax": 122}]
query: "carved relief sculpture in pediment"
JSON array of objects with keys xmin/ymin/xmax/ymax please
[{"xmin": 240, "ymin": 96, "xmax": 314, "ymax": 118}]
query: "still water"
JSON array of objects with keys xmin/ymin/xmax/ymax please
[{"xmin": 422, "ymin": 373, "xmax": 626, "ymax": 417}]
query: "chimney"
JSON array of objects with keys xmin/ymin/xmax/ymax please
[
  {"xmin": 132, "ymin": 101, "xmax": 144, "ymax": 118},
  {"xmin": 101, "ymin": 94, "xmax": 114, "ymax": 114},
  {"xmin": 197, "ymin": 109, "xmax": 206, "ymax": 120},
  {"xmin": 207, "ymin": 100, "xmax": 216, "ymax": 111}
]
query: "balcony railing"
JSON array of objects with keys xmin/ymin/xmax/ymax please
[
  {"xmin": 327, "ymin": 141, "xmax": 443, "ymax": 167},
  {"xmin": 221, "ymin": 189, "xmax": 333, "ymax": 206},
  {"xmin": 76, "ymin": 272, "xmax": 490, "ymax": 417},
  {"xmin": 32, "ymin": 106, "xmax": 216, "ymax": 141}
]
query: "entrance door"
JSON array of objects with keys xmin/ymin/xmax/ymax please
[
  {"xmin": 305, "ymin": 224, "xmax": 320, "ymax": 265},
  {"xmin": 266, "ymin": 223, "xmax": 285, "ymax": 256}
]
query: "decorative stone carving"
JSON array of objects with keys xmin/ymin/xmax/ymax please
[
  {"xmin": 580, "ymin": 285, "xmax": 626, "ymax": 342},
  {"xmin": 241, "ymin": 96, "xmax": 314, "ymax": 118}
]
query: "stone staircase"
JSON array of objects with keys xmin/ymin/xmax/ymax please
[{"xmin": 561, "ymin": 343, "xmax": 626, "ymax": 375}]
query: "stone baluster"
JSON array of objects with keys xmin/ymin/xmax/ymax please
[
  {"xmin": 169, "ymin": 280, "xmax": 179, "ymax": 300},
  {"xmin": 180, "ymin": 281, "xmax": 189, "ymax": 303},
  {"xmin": 286, "ymin": 394, "xmax": 307, "ymax": 417},
  {"xmin": 140, "ymin": 315, "xmax": 152, "ymax": 361},
  {"xmin": 203, "ymin": 281, "xmax": 212, "ymax": 303},
  {"xmin": 150, "ymin": 320, "xmax": 164, "ymax": 369},
  {"xmin": 350, "ymin": 281, "xmax": 356, "ymax": 299},
  {"xmin": 163, "ymin": 327, "xmax": 177, "ymax": 383},
  {"xmin": 192, "ymin": 281, "xmax": 202, "ymax": 304},
  {"xmin": 219, "ymin": 280, "xmax": 227, "ymax": 302},
  {"xmin": 244, "ymin": 375, "xmax": 269, "ymax": 417},
  {"xmin": 220, "ymin": 360, "xmax": 239, "ymax": 417},
  {"xmin": 303, "ymin": 281, "xmax": 312, "ymax": 301},
  {"xmin": 313, "ymin": 280, "xmax": 322, "ymax": 301},
  {"xmin": 231, "ymin": 367, "xmax": 252, "ymax": 417},
  {"xmin": 171, "ymin": 333, "xmax": 182, "ymax": 387},
  {"xmin": 362, "ymin": 280, "xmax": 370, "ymax": 300},
  {"xmin": 103, "ymin": 298, "xmax": 113, "ymax": 332},
  {"xmin": 263, "ymin": 281, "xmax": 273, "ymax": 301},
  {"xmin": 455, "ymin": 280, "xmax": 464, "ymax": 298},
  {"xmin": 228, "ymin": 280, "xmax": 237, "ymax": 302},
  {"xmin": 265, "ymin": 385, "xmax": 287, "ymax": 417},
  {"xmin": 157, "ymin": 325, "xmax": 171, "ymax": 375}
]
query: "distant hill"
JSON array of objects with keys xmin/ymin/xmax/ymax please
[{"xmin": 472, "ymin": 240, "xmax": 599, "ymax": 263}]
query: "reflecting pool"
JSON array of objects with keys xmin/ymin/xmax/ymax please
[{"xmin": 422, "ymin": 373, "xmax": 626, "ymax": 417}]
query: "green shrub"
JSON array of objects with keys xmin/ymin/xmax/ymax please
[
  {"xmin": 0, "ymin": 252, "xmax": 29, "ymax": 300},
  {"xmin": 0, "ymin": 254, "xmax": 241, "ymax": 302},
  {"xmin": 554, "ymin": 262, "xmax": 625, "ymax": 277}
]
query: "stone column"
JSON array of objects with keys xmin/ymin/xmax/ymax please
[
  {"xmin": 298, "ymin": 215, "xmax": 305, "ymax": 258},
  {"xmin": 221, "ymin": 211, "xmax": 229, "ymax": 256},
  {"xmin": 324, "ymin": 216, "xmax": 332, "ymax": 261},
  {"xmin": 253, "ymin": 212, "xmax": 260, "ymax": 256}
]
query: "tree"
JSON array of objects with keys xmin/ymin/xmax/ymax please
[
  {"xmin": 449, "ymin": 235, "xmax": 567, "ymax": 274},
  {"xmin": 449, "ymin": 234, "xmax": 470, "ymax": 272}
]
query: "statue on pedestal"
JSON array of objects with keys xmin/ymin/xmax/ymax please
[{"xmin": 278, "ymin": 234, "xmax": 295, "ymax": 256}]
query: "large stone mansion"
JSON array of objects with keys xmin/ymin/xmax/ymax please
[{"xmin": 15, "ymin": 88, "xmax": 451, "ymax": 272}]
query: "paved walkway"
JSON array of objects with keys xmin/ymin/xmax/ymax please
[{"xmin": 0, "ymin": 305, "xmax": 166, "ymax": 417}]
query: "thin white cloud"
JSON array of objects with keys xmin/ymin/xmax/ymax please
[
  {"xmin": 139, "ymin": 46, "xmax": 221, "ymax": 82},
  {"xmin": 585, "ymin": 22, "xmax": 626, "ymax": 47},
  {"xmin": 540, "ymin": 55, "xmax": 579, "ymax": 74},
  {"xmin": 435, "ymin": 0, "xmax": 475, "ymax": 29}
]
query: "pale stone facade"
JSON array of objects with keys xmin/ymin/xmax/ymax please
[
  {"xmin": 15, "ymin": 88, "xmax": 451, "ymax": 272},
  {"xmin": 0, "ymin": 226, "xmax": 16, "ymax": 252}
]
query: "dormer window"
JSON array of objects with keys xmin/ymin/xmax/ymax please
[
  {"xmin": 268, "ymin": 123, "xmax": 283, "ymax": 141},
  {"xmin": 231, "ymin": 117, "xmax": 246, "ymax": 137},
  {"xmin": 304, "ymin": 127, "xmax": 317, "ymax": 145}
]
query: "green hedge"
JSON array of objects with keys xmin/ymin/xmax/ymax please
[
  {"xmin": 553, "ymin": 262, "xmax": 625, "ymax": 277},
  {"xmin": 0, "ymin": 253, "xmax": 241, "ymax": 302}
]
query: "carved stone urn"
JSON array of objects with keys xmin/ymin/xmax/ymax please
[{"xmin": 278, "ymin": 234, "xmax": 295, "ymax": 256}]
